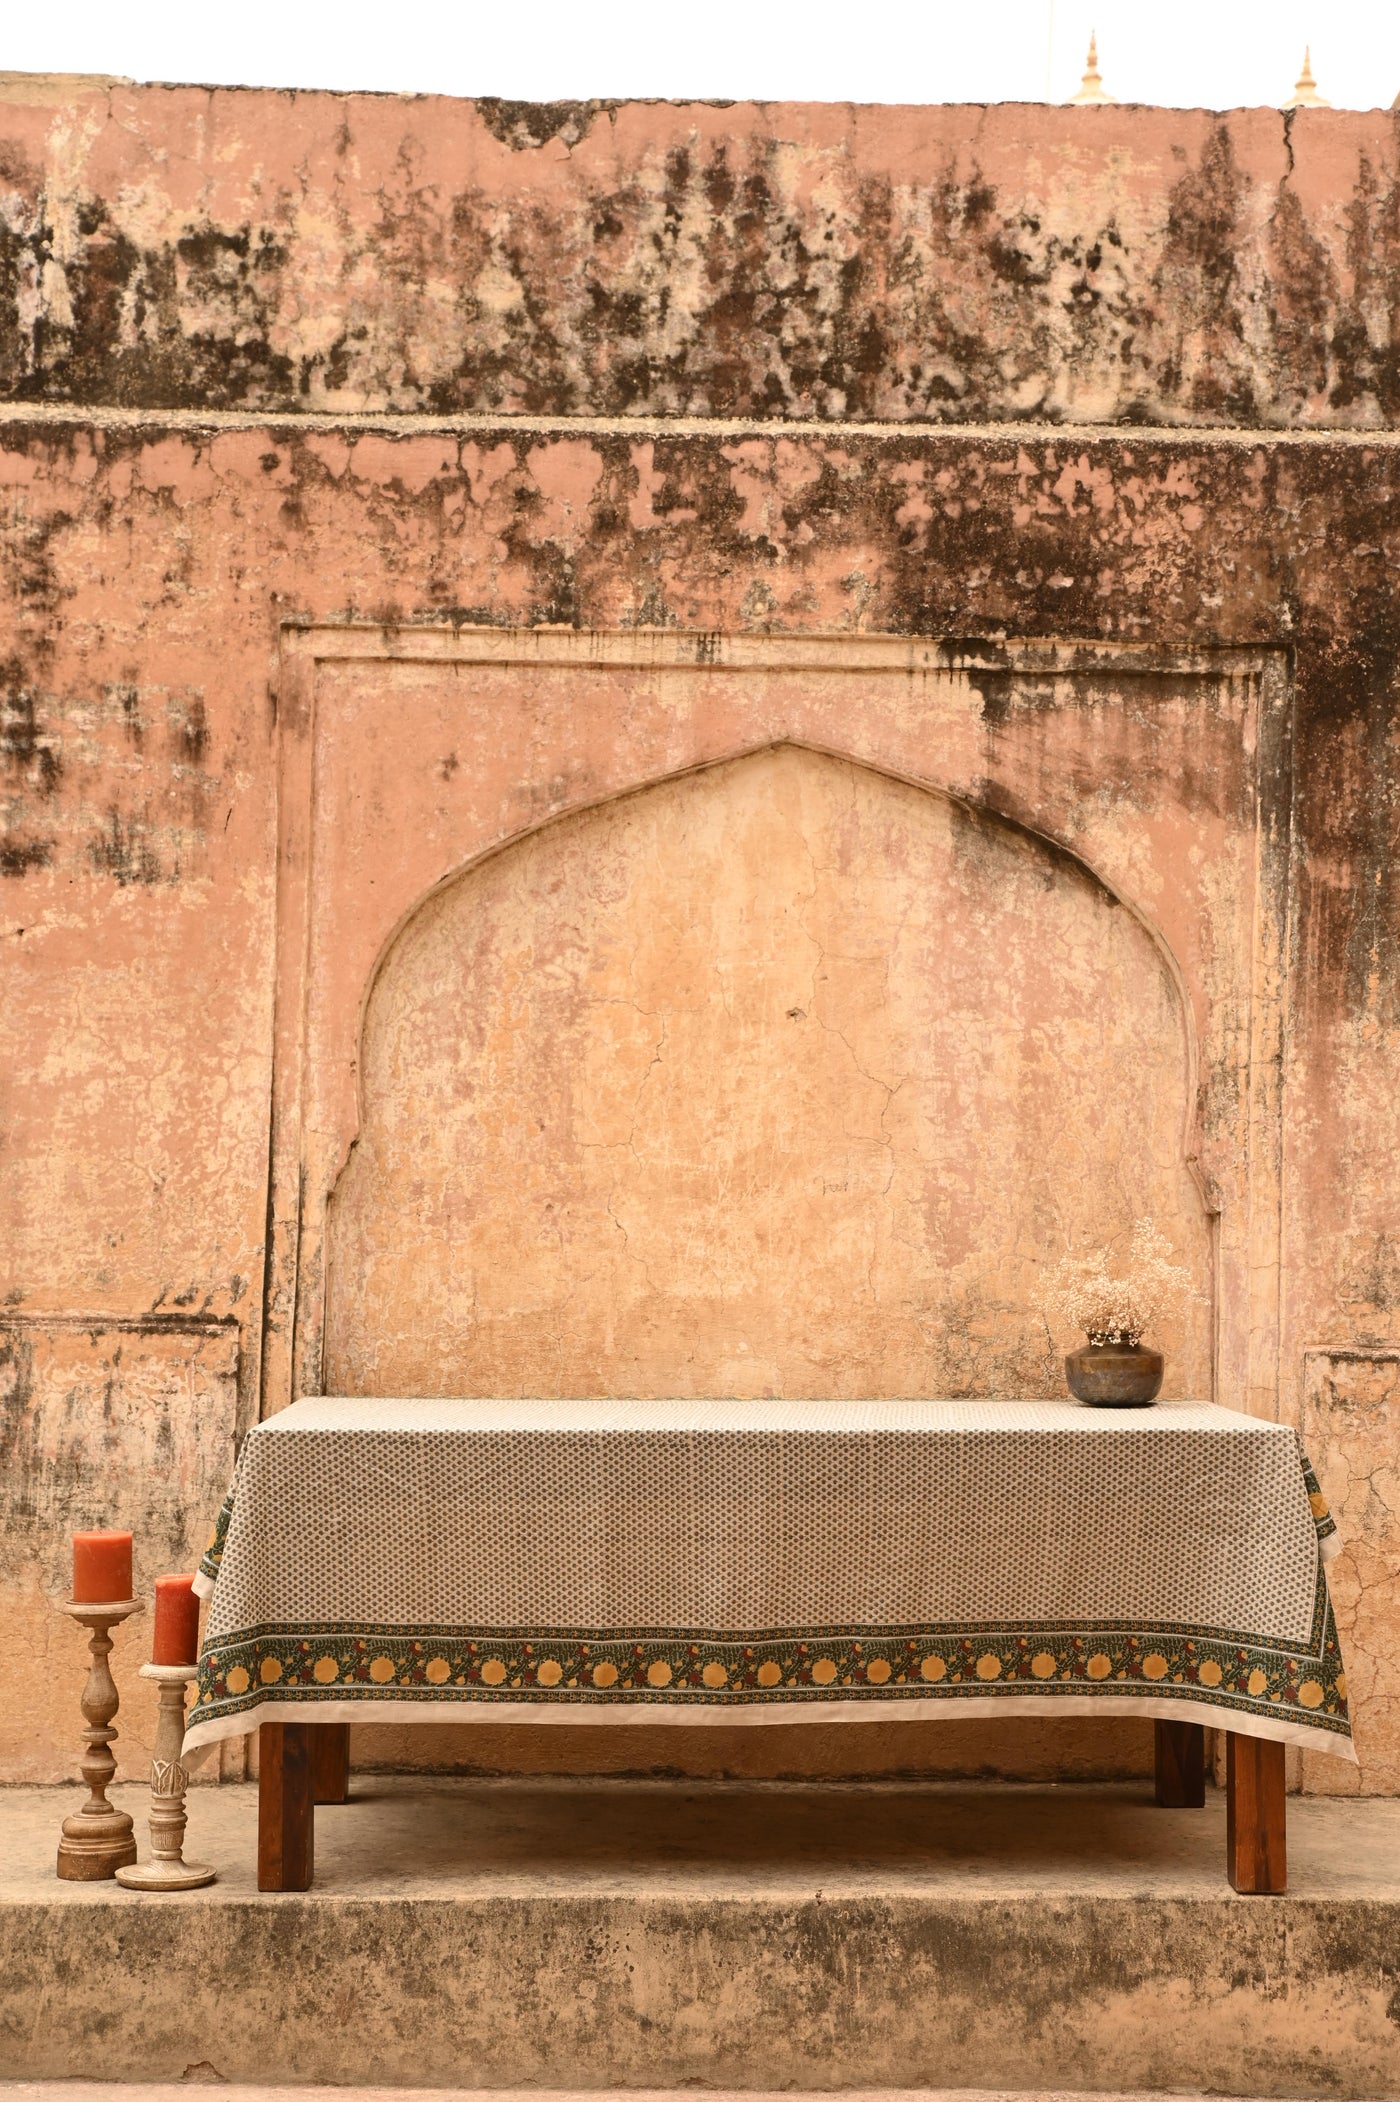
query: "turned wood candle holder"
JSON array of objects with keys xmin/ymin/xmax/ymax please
[
  {"xmin": 116, "ymin": 1663, "xmax": 216, "ymax": 1891},
  {"xmin": 56, "ymin": 1599, "xmax": 142, "ymax": 1880}
]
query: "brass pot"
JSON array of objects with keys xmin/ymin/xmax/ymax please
[{"xmin": 1064, "ymin": 1340, "xmax": 1164, "ymax": 1407}]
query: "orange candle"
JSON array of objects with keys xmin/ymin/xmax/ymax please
[
  {"xmin": 152, "ymin": 1574, "xmax": 201, "ymax": 1665},
  {"xmin": 72, "ymin": 1530, "xmax": 132, "ymax": 1603}
]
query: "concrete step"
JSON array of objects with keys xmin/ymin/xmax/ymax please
[
  {"xmin": 2, "ymin": 1779, "xmax": 1398, "ymax": 2095},
  {"xmin": 0, "ymin": 2091, "xmax": 1308, "ymax": 2102}
]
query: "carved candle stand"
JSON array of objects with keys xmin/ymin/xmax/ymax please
[
  {"xmin": 56, "ymin": 1599, "xmax": 142, "ymax": 1880},
  {"xmin": 116, "ymin": 1663, "xmax": 216, "ymax": 1890}
]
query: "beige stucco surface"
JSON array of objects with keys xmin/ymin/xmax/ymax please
[
  {"xmin": 327, "ymin": 746, "xmax": 1206, "ymax": 1401},
  {"xmin": 1302, "ymin": 1351, "xmax": 1400, "ymax": 1796}
]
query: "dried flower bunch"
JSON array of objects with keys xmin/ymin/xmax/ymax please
[{"xmin": 1043, "ymin": 1218, "xmax": 1195, "ymax": 1347}]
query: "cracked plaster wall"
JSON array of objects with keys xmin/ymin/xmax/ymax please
[
  {"xmin": 1303, "ymin": 1352, "xmax": 1400, "ymax": 1795},
  {"xmin": 2, "ymin": 416, "xmax": 1398, "ymax": 1787},
  {"xmin": 0, "ymin": 82, "xmax": 1398, "ymax": 1786},
  {"xmin": 0, "ymin": 1317, "xmax": 242, "ymax": 1782},
  {"xmin": 325, "ymin": 746, "xmax": 1208, "ymax": 1402}
]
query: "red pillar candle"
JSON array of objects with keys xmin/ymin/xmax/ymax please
[
  {"xmin": 72, "ymin": 1530, "xmax": 133, "ymax": 1603},
  {"xmin": 151, "ymin": 1574, "xmax": 201, "ymax": 1665}
]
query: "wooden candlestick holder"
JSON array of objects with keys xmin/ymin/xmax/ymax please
[
  {"xmin": 56, "ymin": 1599, "xmax": 142, "ymax": 1880},
  {"xmin": 116, "ymin": 1663, "xmax": 216, "ymax": 1890}
]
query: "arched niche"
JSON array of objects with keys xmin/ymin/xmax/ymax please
[{"xmin": 323, "ymin": 743, "xmax": 1210, "ymax": 1400}]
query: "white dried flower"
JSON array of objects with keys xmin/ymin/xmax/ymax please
[{"xmin": 1043, "ymin": 1218, "xmax": 1195, "ymax": 1347}]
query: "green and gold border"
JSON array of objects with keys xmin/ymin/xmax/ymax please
[
  {"xmin": 192, "ymin": 1611, "xmax": 1350, "ymax": 1738},
  {"xmin": 1300, "ymin": 1449, "xmax": 1338, "ymax": 1548},
  {"xmin": 197, "ymin": 1486, "xmax": 234, "ymax": 1588}
]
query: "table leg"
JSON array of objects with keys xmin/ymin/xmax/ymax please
[
  {"xmin": 1226, "ymin": 1732, "xmax": 1286, "ymax": 1894},
  {"xmin": 1154, "ymin": 1719, "xmax": 1206, "ymax": 1806},
  {"xmin": 258, "ymin": 1722, "xmax": 314, "ymax": 1891},
  {"xmin": 311, "ymin": 1722, "xmax": 351, "ymax": 1804}
]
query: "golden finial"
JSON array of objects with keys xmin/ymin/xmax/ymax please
[
  {"xmin": 1284, "ymin": 46, "xmax": 1330, "ymax": 109},
  {"xmin": 1069, "ymin": 31, "xmax": 1114, "ymax": 105}
]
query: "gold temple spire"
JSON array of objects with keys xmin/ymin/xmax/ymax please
[
  {"xmin": 1284, "ymin": 46, "xmax": 1330, "ymax": 109},
  {"xmin": 1069, "ymin": 31, "xmax": 1114, "ymax": 104}
]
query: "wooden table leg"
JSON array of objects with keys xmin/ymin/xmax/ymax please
[
  {"xmin": 258, "ymin": 1722, "xmax": 314, "ymax": 1891},
  {"xmin": 311, "ymin": 1722, "xmax": 351, "ymax": 1805},
  {"xmin": 1154, "ymin": 1719, "xmax": 1206, "ymax": 1806},
  {"xmin": 1226, "ymin": 1732, "xmax": 1286, "ymax": 1893}
]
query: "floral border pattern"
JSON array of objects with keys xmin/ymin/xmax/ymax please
[
  {"xmin": 191, "ymin": 1601, "xmax": 1349, "ymax": 1741},
  {"xmin": 1300, "ymin": 1450, "xmax": 1338, "ymax": 1548},
  {"xmin": 198, "ymin": 1488, "xmax": 234, "ymax": 1587}
]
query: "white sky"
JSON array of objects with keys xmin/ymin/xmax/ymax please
[{"xmin": 3, "ymin": 0, "xmax": 1398, "ymax": 111}]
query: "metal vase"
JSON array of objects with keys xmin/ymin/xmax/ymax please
[{"xmin": 1064, "ymin": 1340, "xmax": 1164, "ymax": 1406}]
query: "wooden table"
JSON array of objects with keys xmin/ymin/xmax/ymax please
[
  {"xmin": 256, "ymin": 1713, "xmax": 1286, "ymax": 1896},
  {"xmin": 183, "ymin": 1397, "xmax": 1346, "ymax": 1896}
]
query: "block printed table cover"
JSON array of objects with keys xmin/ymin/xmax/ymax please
[{"xmin": 184, "ymin": 1397, "xmax": 1354, "ymax": 1759}]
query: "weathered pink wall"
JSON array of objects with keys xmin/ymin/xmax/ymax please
[
  {"xmin": 325, "ymin": 745, "xmax": 1208, "ymax": 1401},
  {"xmin": 0, "ymin": 81, "xmax": 1399, "ymax": 428},
  {"xmin": 1, "ymin": 78, "xmax": 1398, "ymax": 1790}
]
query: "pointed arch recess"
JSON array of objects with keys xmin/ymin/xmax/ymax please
[
  {"xmin": 341, "ymin": 734, "xmax": 1203, "ymax": 1185},
  {"xmin": 323, "ymin": 740, "xmax": 1210, "ymax": 1403},
  {"xmin": 261, "ymin": 626, "xmax": 1283, "ymax": 1427}
]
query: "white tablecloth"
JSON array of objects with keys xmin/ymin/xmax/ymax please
[{"xmin": 185, "ymin": 1397, "xmax": 1352, "ymax": 1758}]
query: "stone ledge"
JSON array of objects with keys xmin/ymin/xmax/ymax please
[
  {"xmin": 0, "ymin": 2090, "xmax": 1348, "ymax": 2102},
  {"xmin": 2, "ymin": 1782, "xmax": 1398, "ymax": 2095}
]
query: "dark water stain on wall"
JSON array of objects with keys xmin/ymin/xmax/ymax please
[{"xmin": 0, "ymin": 100, "xmax": 1398, "ymax": 423}]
